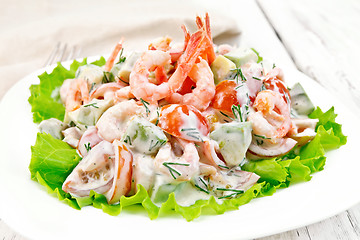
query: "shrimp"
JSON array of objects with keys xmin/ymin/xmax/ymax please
[
  {"xmin": 129, "ymin": 50, "xmax": 172, "ymax": 102},
  {"xmin": 96, "ymin": 99, "xmax": 146, "ymax": 142},
  {"xmin": 114, "ymin": 86, "xmax": 134, "ymax": 102},
  {"xmin": 154, "ymin": 138, "xmax": 199, "ymax": 182},
  {"xmin": 90, "ymin": 82, "xmax": 123, "ymax": 100},
  {"xmin": 148, "ymin": 36, "xmax": 172, "ymax": 51},
  {"xmin": 195, "ymin": 13, "xmax": 216, "ymax": 64},
  {"xmin": 248, "ymin": 90, "xmax": 291, "ymax": 139},
  {"xmin": 104, "ymin": 39, "xmax": 124, "ymax": 72},
  {"xmin": 64, "ymin": 78, "xmax": 90, "ymax": 112},
  {"xmin": 167, "ymin": 58, "xmax": 215, "ymax": 111},
  {"xmin": 167, "ymin": 14, "xmax": 215, "ymax": 92}
]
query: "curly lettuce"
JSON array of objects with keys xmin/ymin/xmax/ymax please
[{"xmin": 28, "ymin": 58, "xmax": 346, "ymax": 221}]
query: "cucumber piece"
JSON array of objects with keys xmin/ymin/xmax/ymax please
[
  {"xmin": 122, "ymin": 116, "xmax": 167, "ymax": 155},
  {"xmin": 290, "ymin": 83, "xmax": 315, "ymax": 116},
  {"xmin": 224, "ymin": 47, "xmax": 258, "ymax": 67},
  {"xmin": 210, "ymin": 121, "xmax": 252, "ymax": 167},
  {"xmin": 210, "ymin": 55, "xmax": 236, "ymax": 85}
]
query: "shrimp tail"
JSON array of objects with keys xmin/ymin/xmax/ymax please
[{"xmin": 104, "ymin": 38, "xmax": 124, "ymax": 72}]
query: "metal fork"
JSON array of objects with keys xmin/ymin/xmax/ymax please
[{"xmin": 43, "ymin": 42, "xmax": 82, "ymax": 66}]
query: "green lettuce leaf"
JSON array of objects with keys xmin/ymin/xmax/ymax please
[
  {"xmin": 28, "ymin": 59, "xmax": 347, "ymax": 221},
  {"xmin": 28, "ymin": 57, "xmax": 106, "ymax": 123},
  {"xmin": 30, "ymin": 133, "xmax": 265, "ymax": 221}
]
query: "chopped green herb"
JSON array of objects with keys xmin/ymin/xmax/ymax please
[
  {"xmin": 231, "ymin": 68, "xmax": 247, "ymax": 83},
  {"xmin": 194, "ymin": 184, "xmax": 210, "ymax": 194},
  {"xmin": 123, "ymin": 135, "xmax": 132, "ymax": 145},
  {"xmin": 116, "ymin": 48, "xmax": 126, "ymax": 64},
  {"xmin": 252, "ymin": 76, "xmax": 261, "ymax": 81},
  {"xmin": 155, "ymin": 107, "xmax": 160, "ymax": 126},
  {"xmin": 272, "ymin": 63, "xmax": 276, "ymax": 69},
  {"xmin": 140, "ymin": 98, "xmax": 150, "ymax": 116},
  {"xmin": 254, "ymin": 134, "xmax": 271, "ymax": 139},
  {"xmin": 218, "ymin": 164, "xmax": 230, "ymax": 169},
  {"xmin": 163, "ymin": 162, "xmax": 189, "ymax": 179},
  {"xmin": 256, "ymin": 139, "xmax": 264, "ymax": 145},
  {"xmin": 83, "ymin": 102, "xmax": 99, "ymax": 108},
  {"xmin": 89, "ymin": 82, "xmax": 96, "ymax": 92},
  {"xmin": 84, "ymin": 142, "xmax": 91, "ymax": 152},
  {"xmin": 216, "ymin": 188, "xmax": 244, "ymax": 193},
  {"xmin": 181, "ymin": 128, "xmax": 197, "ymax": 132}
]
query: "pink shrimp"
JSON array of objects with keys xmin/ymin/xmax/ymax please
[
  {"xmin": 129, "ymin": 50, "xmax": 172, "ymax": 102},
  {"xmin": 64, "ymin": 78, "xmax": 90, "ymax": 112},
  {"xmin": 167, "ymin": 13, "xmax": 216, "ymax": 93},
  {"xmin": 148, "ymin": 36, "xmax": 172, "ymax": 51},
  {"xmin": 167, "ymin": 58, "xmax": 215, "ymax": 111},
  {"xmin": 114, "ymin": 86, "xmax": 134, "ymax": 102},
  {"xmin": 90, "ymin": 82, "xmax": 123, "ymax": 100},
  {"xmin": 104, "ymin": 39, "xmax": 124, "ymax": 72},
  {"xmin": 248, "ymin": 90, "xmax": 291, "ymax": 139}
]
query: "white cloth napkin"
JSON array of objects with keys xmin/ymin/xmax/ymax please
[{"xmin": 0, "ymin": 0, "xmax": 241, "ymax": 99}]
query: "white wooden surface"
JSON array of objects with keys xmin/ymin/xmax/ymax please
[
  {"xmin": 257, "ymin": 0, "xmax": 360, "ymax": 239},
  {"xmin": 1, "ymin": 0, "xmax": 359, "ymax": 239}
]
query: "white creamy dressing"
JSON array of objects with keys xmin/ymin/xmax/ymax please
[
  {"xmin": 133, "ymin": 154, "xmax": 155, "ymax": 191},
  {"xmin": 178, "ymin": 107, "xmax": 206, "ymax": 142}
]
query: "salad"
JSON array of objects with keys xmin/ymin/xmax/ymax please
[{"xmin": 28, "ymin": 13, "xmax": 346, "ymax": 221}]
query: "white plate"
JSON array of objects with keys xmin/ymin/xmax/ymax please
[{"xmin": 0, "ymin": 58, "xmax": 359, "ymax": 240}]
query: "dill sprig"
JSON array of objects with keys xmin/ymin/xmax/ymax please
[
  {"xmin": 254, "ymin": 134, "xmax": 271, "ymax": 139},
  {"xmin": 163, "ymin": 162, "xmax": 190, "ymax": 179},
  {"xmin": 231, "ymin": 67, "xmax": 247, "ymax": 84},
  {"xmin": 181, "ymin": 128, "xmax": 203, "ymax": 142},
  {"xmin": 84, "ymin": 142, "xmax": 91, "ymax": 152},
  {"xmin": 216, "ymin": 188, "xmax": 244, "ymax": 199},
  {"xmin": 140, "ymin": 98, "xmax": 151, "ymax": 116},
  {"xmin": 116, "ymin": 48, "xmax": 126, "ymax": 64},
  {"xmin": 123, "ymin": 135, "xmax": 132, "ymax": 145},
  {"xmin": 218, "ymin": 164, "xmax": 230, "ymax": 169},
  {"xmin": 83, "ymin": 102, "xmax": 99, "ymax": 108}
]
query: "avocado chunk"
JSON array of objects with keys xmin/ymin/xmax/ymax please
[
  {"xmin": 210, "ymin": 121, "xmax": 252, "ymax": 167},
  {"xmin": 112, "ymin": 51, "xmax": 142, "ymax": 83},
  {"xmin": 290, "ymin": 83, "xmax": 315, "ymax": 116},
  {"xmin": 65, "ymin": 99, "xmax": 113, "ymax": 127},
  {"xmin": 224, "ymin": 47, "xmax": 258, "ymax": 67},
  {"xmin": 210, "ymin": 55, "xmax": 236, "ymax": 85},
  {"xmin": 122, "ymin": 116, "xmax": 167, "ymax": 155},
  {"xmin": 76, "ymin": 64, "xmax": 104, "ymax": 85}
]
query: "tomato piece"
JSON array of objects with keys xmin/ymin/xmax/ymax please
[
  {"xmin": 263, "ymin": 70, "xmax": 290, "ymax": 104},
  {"xmin": 211, "ymin": 80, "xmax": 239, "ymax": 113},
  {"xmin": 177, "ymin": 76, "xmax": 196, "ymax": 95},
  {"xmin": 159, "ymin": 104, "xmax": 209, "ymax": 142}
]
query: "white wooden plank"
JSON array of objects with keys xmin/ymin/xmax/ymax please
[
  {"xmin": 258, "ymin": 0, "xmax": 360, "ymax": 117},
  {"xmin": 257, "ymin": 0, "xmax": 360, "ymax": 239}
]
